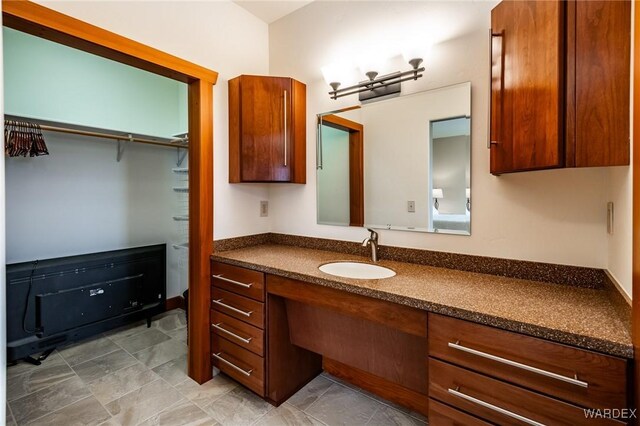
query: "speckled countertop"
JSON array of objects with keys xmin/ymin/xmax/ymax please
[{"xmin": 211, "ymin": 244, "xmax": 633, "ymax": 359}]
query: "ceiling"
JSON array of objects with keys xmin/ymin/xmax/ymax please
[{"xmin": 233, "ymin": 1, "xmax": 314, "ymax": 24}]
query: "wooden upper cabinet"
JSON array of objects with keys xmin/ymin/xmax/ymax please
[
  {"xmin": 229, "ymin": 75, "xmax": 306, "ymax": 183},
  {"xmin": 490, "ymin": 0, "xmax": 564, "ymax": 175},
  {"xmin": 572, "ymin": 0, "xmax": 631, "ymax": 167},
  {"xmin": 490, "ymin": 0, "xmax": 630, "ymax": 175}
]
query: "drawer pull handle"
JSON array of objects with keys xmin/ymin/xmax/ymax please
[
  {"xmin": 448, "ymin": 341, "xmax": 588, "ymax": 388},
  {"xmin": 212, "ymin": 323, "xmax": 253, "ymax": 344},
  {"xmin": 212, "ymin": 274, "xmax": 253, "ymax": 288},
  {"xmin": 212, "ymin": 352, "xmax": 253, "ymax": 377},
  {"xmin": 212, "ymin": 299, "xmax": 253, "ymax": 317},
  {"xmin": 448, "ymin": 387, "xmax": 545, "ymax": 426}
]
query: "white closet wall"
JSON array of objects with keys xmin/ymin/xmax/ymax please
[{"xmin": 4, "ymin": 28, "xmax": 189, "ymax": 298}]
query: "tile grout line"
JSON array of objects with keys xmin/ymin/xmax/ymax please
[
  {"xmin": 6, "ymin": 399, "xmax": 17, "ymax": 425},
  {"xmin": 128, "ymin": 376, "xmax": 189, "ymax": 426},
  {"xmin": 302, "ymin": 373, "xmax": 354, "ymax": 412},
  {"xmin": 6, "ymin": 313, "xmax": 186, "ymax": 424},
  {"xmin": 284, "ymin": 402, "xmax": 331, "ymax": 426},
  {"xmin": 90, "ymin": 321, "xmax": 189, "ymax": 421},
  {"xmin": 22, "ymin": 395, "xmax": 100, "ymax": 426},
  {"xmin": 57, "ymin": 347, "xmax": 116, "ymax": 423},
  {"xmin": 8, "ymin": 373, "xmax": 78, "ymax": 415},
  {"xmin": 363, "ymin": 405, "xmax": 382, "ymax": 426},
  {"xmin": 321, "ymin": 374, "xmax": 425, "ymax": 422},
  {"xmin": 94, "ymin": 335, "xmax": 188, "ymax": 420}
]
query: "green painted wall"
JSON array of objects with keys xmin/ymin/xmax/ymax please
[{"xmin": 3, "ymin": 27, "xmax": 187, "ymax": 137}]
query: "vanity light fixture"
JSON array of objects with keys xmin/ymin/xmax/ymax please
[
  {"xmin": 433, "ymin": 188, "xmax": 444, "ymax": 210},
  {"xmin": 325, "ymin": 58, "xmax": 425, "ymax": 101}
]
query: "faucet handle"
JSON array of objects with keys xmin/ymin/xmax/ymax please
[{"xmin": 366, "ymin": 228, "xmax": 379, "ymax": 242}]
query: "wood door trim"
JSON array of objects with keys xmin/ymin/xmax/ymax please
[
  {"xmin": 633, "ymin": 0, "xmax": 640, "ymax": 416},
  {"xmin": 2, "ymin": 0, "xmax": 218, "ymax": 84},
  {"xmin": 321, "ymin": 114, "xmax": 364, "ymax": 227},
  {"xmin": 3, "ymin": 0, "xmax": 217, "ymax": 384}
]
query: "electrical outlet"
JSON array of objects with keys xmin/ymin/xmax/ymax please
[
  {"xmin": 260, "ymin": 200, "xmax": 269, "ymax": 217},
  {"xmin": 607, "ymin": 202, "xmax": 614, "ymax": 235},
  {"xmin": 407, "ymin": 201, "xmax": 415, "ymax": 213}
]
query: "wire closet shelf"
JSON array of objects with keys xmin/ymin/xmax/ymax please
[{"xmin": 4, "ymin": 115, "xmax": 189, "ymax": 150}]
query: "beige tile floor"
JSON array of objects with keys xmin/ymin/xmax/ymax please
[{"xmin": 6, "ymin": 309, "xmax": 427, "ymax": 426}]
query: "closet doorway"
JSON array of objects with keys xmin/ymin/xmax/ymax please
[{"xmin": 3, "ymin": 0, "xmax": 218, "ymax": 384}]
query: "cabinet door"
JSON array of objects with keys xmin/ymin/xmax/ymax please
[
  {"xmin": 490, "ymin": 1, "xmax": 564, "ymax": 174},
  {"xmin": 240, "ymin": 76, "xmax": 292, "ymax": 182},
  {"xmin": 573, "ymin": 0, "xmax": 630, "ymax": 167}
]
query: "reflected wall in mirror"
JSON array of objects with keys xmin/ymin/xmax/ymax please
[
  {"xmin": 316, "ymin": 82, "xmax": 471, "ymax": 235},
  {"xmin": 430, "ymin": 116, "xmax": 471, "ymax": 234}
]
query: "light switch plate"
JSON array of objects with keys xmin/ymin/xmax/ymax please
[
  {"xmin": 407, "ymin": 201, "xmax": 415, "ymax": 213},
  {"xmin": 260, "ymin": 200, "xmax": 268, "ymax": 217}
]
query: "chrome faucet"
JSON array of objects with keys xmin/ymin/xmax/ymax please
[{"xmin": 362, "ymin": 228, "xmax": 379, "ymax": 262}]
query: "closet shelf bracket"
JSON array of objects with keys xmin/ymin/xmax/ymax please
[
  {"xmin": 116, "ymin": 134, "xmax": 133, "ymax": 162},
  {"xmin": 177, "ymin": 147, "xmax": 187, "ymax": 167}
]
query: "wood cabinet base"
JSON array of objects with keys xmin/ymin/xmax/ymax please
[
  {"xmin": 266, "ymin": 294, "xmax": 322, "ymax": 405},
  {"xmin": 324, "ymin": 358, "xmax": 429, "ymax": 417}
]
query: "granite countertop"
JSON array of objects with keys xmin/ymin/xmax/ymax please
[{"xmin": 211, "ymin": 244, "xmax": 633, "ymax": 358}]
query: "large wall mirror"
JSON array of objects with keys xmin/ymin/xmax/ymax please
[{"xmin": 317, "ymin": 81, "xmax": 471, "ymax": 235}]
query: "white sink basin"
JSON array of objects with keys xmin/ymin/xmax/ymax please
[{"xmin": 319, "ymin": 262, "xmax": 396, "ymax": 279}]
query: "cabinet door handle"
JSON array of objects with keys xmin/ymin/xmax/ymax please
[
  {"xmin": 212, "ymin": 323, "xmax": 252, "ymax": 344},
  {"xmin": 212, "ymin": 352, "xmax": 253, "ymax": 376},
  {"xmin": 448, "ymin": 387, "xmax": 545, "ymax": 426},
  {"xmin": 212, "ymin": 274, "xmax": 252, "ymax": 289},
  {"xmin": 212, "ymin": 299, "xmax": 253, "ymax": 317},
  {"xmin": 283, "ymin": 89, "xmax": 288, "ymax": 167},
  {"xmin": 448, "ymin": 341, "xmax": 588, "ymax": 388},
  {"xmin": 488, "ymin": 28, "xmax": 503, "ymax": 149}
]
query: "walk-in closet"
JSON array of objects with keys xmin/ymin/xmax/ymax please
[{"xmin": 4, "ymin": 26, "xmax": 189, "ymax": 365}]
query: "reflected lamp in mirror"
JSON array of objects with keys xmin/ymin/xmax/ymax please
[{"xmin": 432, "ymin": 188, "xmax": 444, "ymax": 210}]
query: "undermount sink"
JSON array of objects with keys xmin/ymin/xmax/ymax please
[{"xmin": 319, "ymin": 262, "xmax": 396, "ymax": 279}]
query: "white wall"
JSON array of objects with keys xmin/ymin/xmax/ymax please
[
  {"xmin": 269, "ymin": 1, "xmax": 614, "ymax": 275},
  {"xmin": 34, "ymin": 0, "xmax": 271, "ymax": 240},
  {"xmin": 5, "ymin": 132, "xmax": 188, "ymax": 297},
  {"xmin": 606, "ymin": 1, "xmax": 635, "ymax": 297}
]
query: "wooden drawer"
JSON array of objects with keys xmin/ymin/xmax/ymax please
[
  {"xmin": 429, "ymin": 359, "xmax": 624, "ymax": 426},
  {"xmin": 429, "ymin": 399, "xmax": 491, "ymax": 426},
  {"xmin": 429, "ymin": 314, "xmax": 628, "ymax": 409},
  {"xmin": 211, "ymin": 261, "xmax": 265, "ymax": 302},
  {"xmin": 211, "ymin": 310, "xmax": 264, "ymax": 355},
  {"xmin": 212, "ymin": 288, "xmax": 264, "ymax": 329},
  {"xmin": 212, "ymin": 334, "xmax": 264, "ymax": 396}
]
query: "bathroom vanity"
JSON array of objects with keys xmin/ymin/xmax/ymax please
[{"xmin": 209, "ymin": 240, "xmax": 633, "ymax": 425}]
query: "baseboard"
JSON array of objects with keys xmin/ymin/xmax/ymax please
[{"xmin": 166, "ymin": 295, "xmax": 185, "ymax": 311}]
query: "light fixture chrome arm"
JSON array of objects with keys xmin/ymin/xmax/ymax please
[{"xmin": 328, "ymin": 66, "xmax": 425, "ymax": 100}]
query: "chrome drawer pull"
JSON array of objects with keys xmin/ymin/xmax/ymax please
[
  {"xmin": 212, "ymin": 352, "xmax": 253, "ymax": 377},
  {"xmin": 212, "ymin": 323, "xmax": 253, "ymax": 344},
  {"xmin": 448, "ymin": 341, "xmax": 588, "ymax": 388},
  {"xmin": 212, "ymin": 299, "xmax": 253, "ymax": 317},
  {"xmin": 212, "ymin": 274, "xmax": 253, "ymax": 288},
  {"xmin": 448, "ymin": 387, "xmax": 545, "ymax": 426}
]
